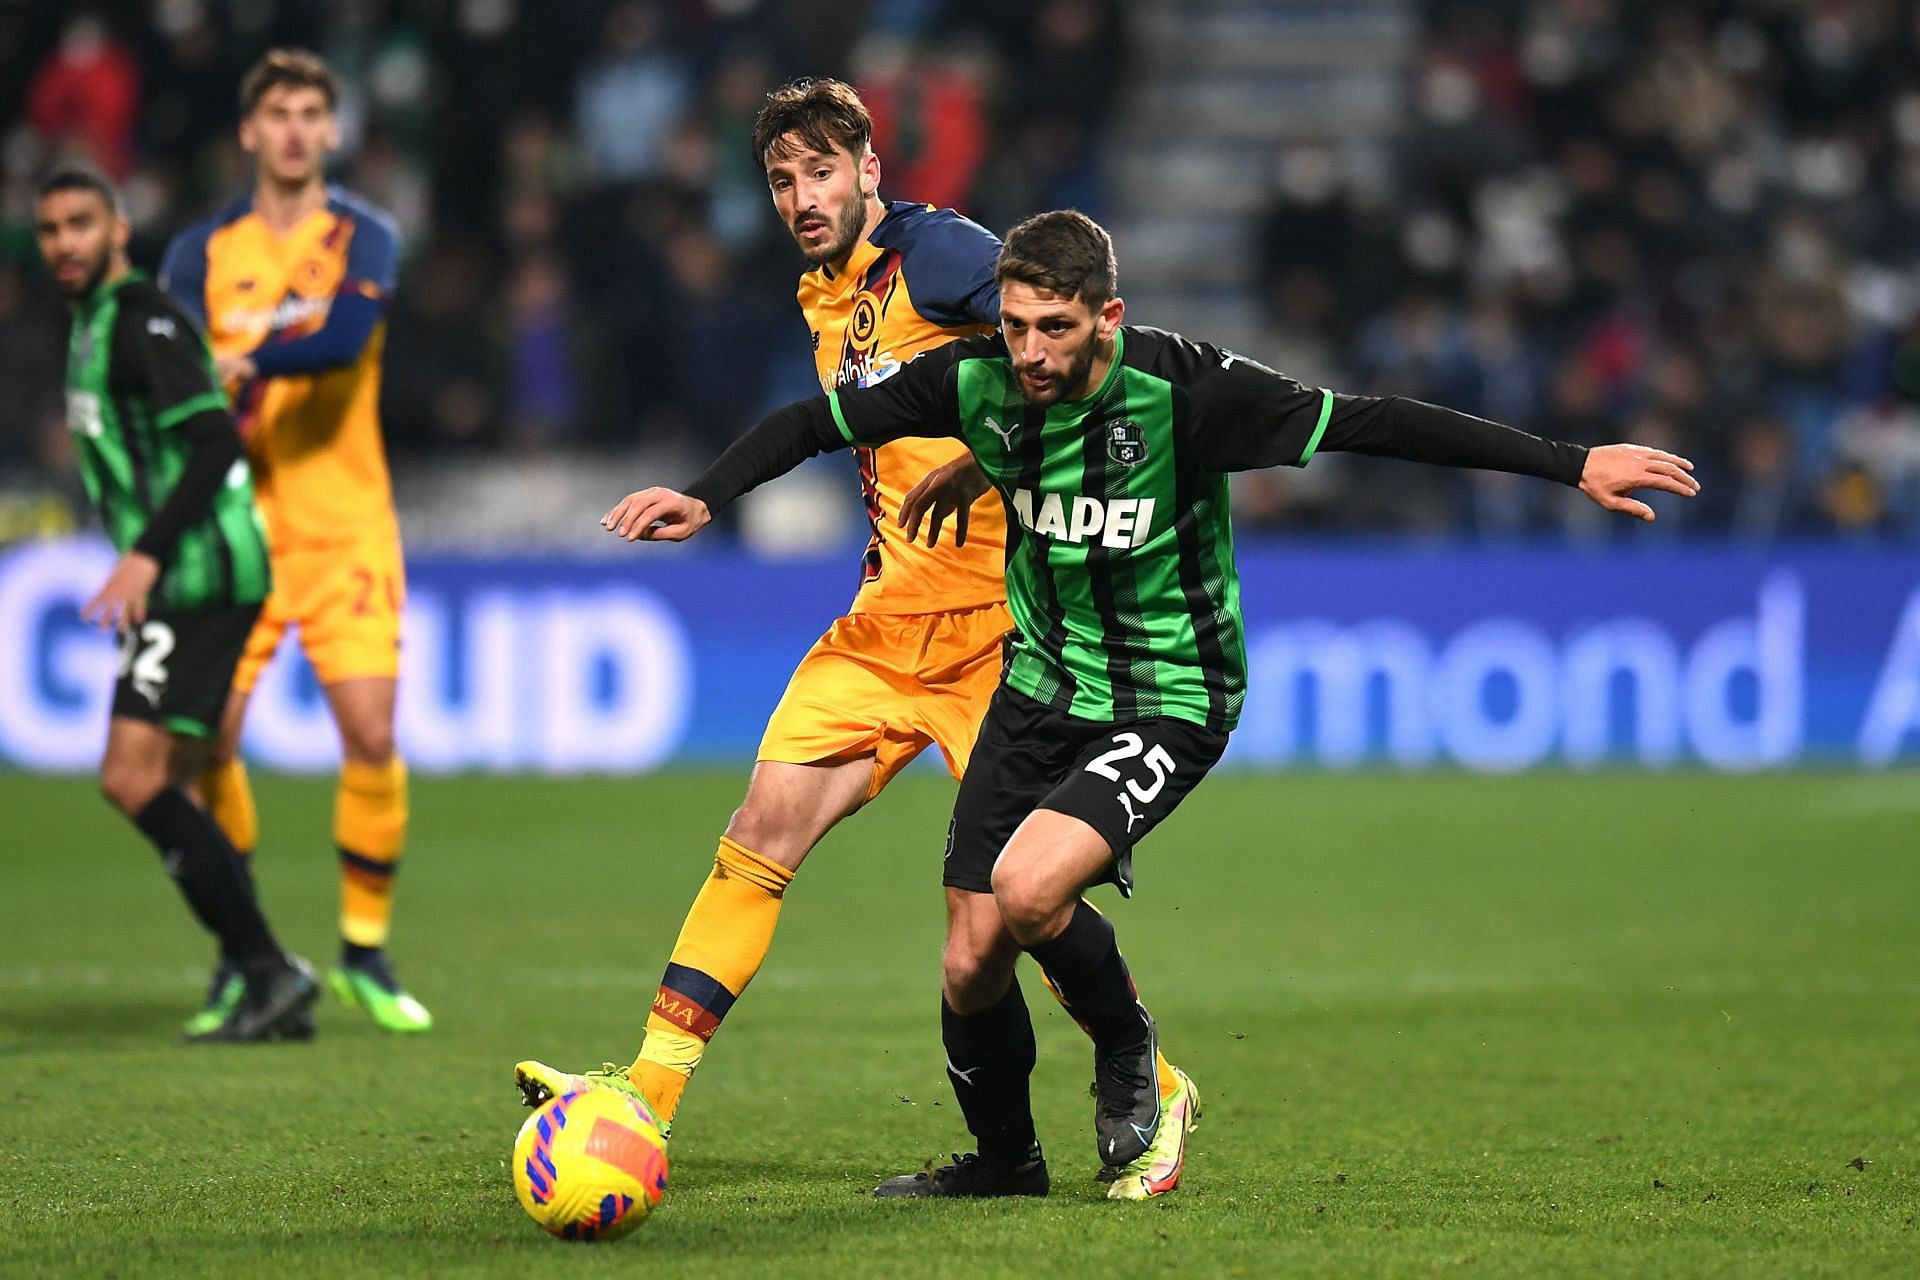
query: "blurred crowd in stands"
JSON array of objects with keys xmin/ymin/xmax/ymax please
[
  {"xmin": 1253, "ymin": 0, "xmax": 1920, "ymax": 539},
  {"xmin": 3, "ymin": 0, "xmax": 1918, "ymax": 545},
  {"xmin": 0, "ymin": 0, "xmax": 1122, "ymax": 544}
]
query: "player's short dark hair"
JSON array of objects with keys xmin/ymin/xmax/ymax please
[
  {"xmin": 241, "ymin": 48, "xmax": 340, "ymax": 115},
  {"xmin": 996, "ymin": 210, "xmax": 1118, "ymax": 307},
  {"xmin": 37, "ymin": 169, "xmax": 120, "ymax": 216},
  {"xmin": 751, "ymin": 77, "xmax": 873, "ymax": 167}
]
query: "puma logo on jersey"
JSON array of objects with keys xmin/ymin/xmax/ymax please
[
  {"xmin": 146, "ymin": 316, "xmax": 177, "ymax": 339},
  {"xmin": 1119, "ymin": 791, "xmax": 1145, "ymax": 833},
  {"xmin": 984, "ymin": 416, "xmax": 1017, "ymax": 449},
  {"xmin": 1219, "ymin": 352, "xmax": 1238, "ymax": 370},
  {"xmin": 1011, "ymin": 489, "xmax": 1156, "ymax": 548}
]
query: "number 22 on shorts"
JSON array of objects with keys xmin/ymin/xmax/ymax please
[{"xmin": 118, "ymin": 620, "xmax": 175, "ymax": 707}]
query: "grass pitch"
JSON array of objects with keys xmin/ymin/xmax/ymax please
[{"xmin": 1, "ymin": 769, "xmax": 1915, "ymax": 1278}]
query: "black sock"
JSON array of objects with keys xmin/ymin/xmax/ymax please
[
  {"xmin": 943, "ymin": 978, "xmax": 1040, "ymax": 1170},
  {"xmin": 134, "ymin": 787, "xmax": 284, "ymax": 972},
  {"xmin": 342, "ymin": 941, "xmax": 382, "ymax": 966},
  {"xmin": 218, "ymin": 851, "xmax": 257, "ymax": 967},
  {"xmin": 1025, "ymin": 900, "xmax": 1146, "ymax": 1047}
]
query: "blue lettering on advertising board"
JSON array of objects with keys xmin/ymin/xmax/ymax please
[{"xmin": 2, "ymin": 539, "xmax": 1916, "ymax": 772}]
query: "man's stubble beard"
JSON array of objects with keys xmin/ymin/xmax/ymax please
[
  {"xmin": 1016, "ymin": 338, "xmax": 1098, "ymax": 407},
  {"xmin": 800, "ymin": 192, "xmax": 871, "ymax": 267},
  {"xmin": 61, "ymin": 246, "xmax": 114, "ymax": 300}
]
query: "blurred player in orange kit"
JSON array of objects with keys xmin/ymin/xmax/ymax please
[{"xmin": 162, "ymin": 49, "xmax": 428, "ymax": 1036}]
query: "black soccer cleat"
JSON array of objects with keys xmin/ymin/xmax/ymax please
[
  {"xmin": 874, "ymin": 1151, "xmax": 1050, "ymax": 1199},
  {"xmin": 185, "ymin": 955, "xmax": 318, "ymax": 1043},
  {"xmin": 1093, "ymin": 1005, "xmax": 1162, "ymax": 1170}
]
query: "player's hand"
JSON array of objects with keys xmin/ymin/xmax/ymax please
[
  {"xmin": 1578, "ymin": 444, "xmax": 1700, "ymax": 522},
  {"xmin": 82, "ymin": 552, "xmax": 161, "ymax": 632},
  {"xmin": 899, "ymin": 457, "xmax": 990, "ymax": 547},
  {"xmin": 602, "ymin": 488, "xmax": 711, "ymax": 542},
  {"xmin": 215, "ymin": 354, "xmax": 257, "ymax": 385}
]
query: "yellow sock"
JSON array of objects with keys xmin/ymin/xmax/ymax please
[
  {"xmin": 1036, "ymin": 904, "xmax": 1180, "ymax": 1101},
  {"xmin": 631, "ymin": 836, "xmax": 793, "ymax": 1124},
  {"xmin": 200, "ymin": 757, "xmax": 259, "ymax": 856},
  {"xmin": 335, "ymin": 757, "xmax": 409, "ymax": 949}
]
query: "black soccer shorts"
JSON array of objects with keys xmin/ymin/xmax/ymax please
[
  {"xmin": 944, "ymin": 684, "xmax": 1229, "ymax": 897},
  {"xmin": 112, "ymin": 603, "xmax": 260, "ymax": 738}
]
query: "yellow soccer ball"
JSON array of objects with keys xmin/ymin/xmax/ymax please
[{"xmin": 511, "ymin": 1089, "xmax": 670, "ymax": 1241}]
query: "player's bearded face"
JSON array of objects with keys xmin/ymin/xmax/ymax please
[
  {"xmin": 1015, "ymin": 333, "xmax": 1098, "ymax": 407},
  {"xmin": 1003, "ymin": 285, "xmax": 1102, "ymax": 407},
  {"xmin": 802, "ymin": 192, "xmax": 868, "ymax": 266},
  {"xmin": 768, "ymin": 141, "xmax": 871, "ymax": 266},
  {"xmin": 35, "ymin": 192, "xmax": 119, "ymax": 299}
]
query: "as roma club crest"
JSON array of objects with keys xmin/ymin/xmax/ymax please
[
  {"xmin": 850, "ymin": 292, "xmax": 880, "ymax": 348},
  {"xmin": 1107, "ymin": 419, "xmax": 1148, "ymax": 466}
]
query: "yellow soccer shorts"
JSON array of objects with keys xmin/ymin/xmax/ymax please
[
  {"xmin": 758, "ymin": 601, "xmax": 1012, "ymax": 800},
  {"xmin": 232, "ymin": 531, "xmax": 406, "ymax": 694}
]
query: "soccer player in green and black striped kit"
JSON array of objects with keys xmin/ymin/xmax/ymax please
[
  {"xmin": 37, "ymin": 171, "xmax": 316, "ymax": 1042},
  {"xmin": 603, "ymin": 210, "xmax": 1699, "ymax": 1199}
]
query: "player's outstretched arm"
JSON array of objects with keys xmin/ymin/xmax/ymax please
[
  {"xmin": 1169, "ymin": 335, "xmax": 1703, "ymax": 517},
  {"xmin": 602, "ymin": 488, "xmax": 711, "ymax": 542},
  {"xmin": 626, "ymin": 346, "xmax": 975, "ymax": 537},
  {"xmin": 1577, "ymin": 444, "xmax": 1699, "ymax": 521},
  {"xmin": 899, "ymin": 456, "xmax": 990, "ymax": 547}
]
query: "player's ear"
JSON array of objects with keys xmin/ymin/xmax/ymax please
[
  {"xmin": 112, "ymin": 215, "xmax": 132, "ymax": 255},
  {"xmin": 860, "ymin": 148, "xmax": 880, "ymax": 198},
  {"xmin": 1096, "ymin": 295, "xmax": 1125, "ymax": 340},
  {"xmin": 238, "ymin": 115, "xmax": 258, "ymax": 155}
]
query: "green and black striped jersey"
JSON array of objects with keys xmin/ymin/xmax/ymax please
[
  {"xmin": 826, "ymin": 327, "xmax": 1331, "ymax": 731},
  {"xmin": 64, "ymin": 273, "xmax": 270, "ymax": 610},
  {"xmin": 689, "ymin": 324, "xmax": 1587, "ymax": 735}
]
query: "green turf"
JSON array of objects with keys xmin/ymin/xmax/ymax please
[{"xmin": 1, "ymin": 770, "xmax": 1915, "ymax": 1278}]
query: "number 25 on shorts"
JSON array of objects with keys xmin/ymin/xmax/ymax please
[{"xmin": 1085, "ymin": 731, "xmax": 1177, "ymax": 803}]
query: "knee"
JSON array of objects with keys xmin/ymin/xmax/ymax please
[
  {"xmin": 942, "ymin": 939, "xmax": 1012, "ymax": 1014},
  {"xmin": 723, "ymin": 798, "xmax": 788, "ymax": 860},
  {"xmin": 340, "ymin": 720, "xmax": 396, "ymax": 766},
  {"xmin": 205, "ymin": 733, "xmax": 240, "ymax": 771},
  {"xmin": 990, "ymin": 860, "xmax": 1068, "ymax": 944},
  {"xmin": 722, "ymin": 793, "xmax": 823, "ymax": 870},
  {"xmin": 99, "ymin": 759, "xmax": 162, "ymax": 817}
]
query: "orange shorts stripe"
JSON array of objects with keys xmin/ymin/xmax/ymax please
[
  {"xmin": 233, "ymin": 531, "xmax": 405, "ymax": 693},
  {"xmin": 757, "ymin": 601, "xmax": 1010, "ymax": 799}
]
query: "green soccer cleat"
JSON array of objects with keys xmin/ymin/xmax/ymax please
[
  {"xmin": 329, "ymin": 954, "xmax": 433, "ymax": 1032},
  {"xmin": 513, "ymin": 1059, "xmax": 667, "ymax": 1135},
  {"xmin": 182, "ymin": 959, "xmax": 244, "ymax": 1039},
  {"xmin": 185, "ymin": 956, "xmax": 318, "ymax": 1044},
  {"xmin": 1101, "ymin": 1065, "xmax": 1202, "ymax": 1201}
]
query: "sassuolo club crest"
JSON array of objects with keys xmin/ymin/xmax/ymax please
[{"xmin": 1107, "ymin": 419, "xmax": 1148, "ymax": 466}]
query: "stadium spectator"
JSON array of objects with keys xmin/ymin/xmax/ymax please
[
  {"xmin": 27, "ymin": 17, "xmax": 140, "ymax": 179},
  {"xmin": 575, "ymin": 1, "xmax": 693, "ymax": 185}
]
